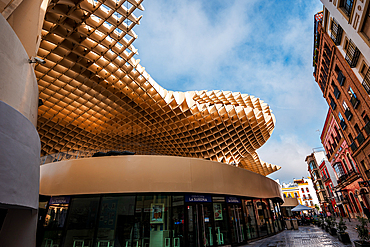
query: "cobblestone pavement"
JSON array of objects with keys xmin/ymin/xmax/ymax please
[{"xmin": 241, "ymin": 218, "xmax": 364, "ymax": 247}]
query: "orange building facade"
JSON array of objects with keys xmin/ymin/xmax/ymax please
[{"xmin": 313, "ymin": 10, "xmax": 370, "ymax": 189}]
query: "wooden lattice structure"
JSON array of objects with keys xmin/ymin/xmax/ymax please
[{"xmin": 35, "ymin": 0, "xmax": 280, "ymax": 175}]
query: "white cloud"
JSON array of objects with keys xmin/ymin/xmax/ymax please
[
  {"xmin": 135, "ymin": 0, "xmax": 328, "ymax": 183},
  {"xmin": 261, "ymin": 134, "xmax": 314, "ymax": 182},
  {"xmin": 136, "ymin": 1, "xmax": 253, "ymax": 89}
]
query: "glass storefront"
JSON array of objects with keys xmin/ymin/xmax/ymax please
[{"xmin": 37, "ymin": 193, "xmax": 283, "ymax": 247}]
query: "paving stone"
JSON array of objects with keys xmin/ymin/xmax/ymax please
[{"xmin": 242, "ymin": 224, "xmax": 356, "ymax": 247}]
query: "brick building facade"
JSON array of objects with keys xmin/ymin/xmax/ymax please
[{"xmin": 313, "ymin": 8, "xmax": 370, "ymax": 186}]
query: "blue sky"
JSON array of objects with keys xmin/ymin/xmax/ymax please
[{"xmin": 134, "ymin": 0, "xmax": 328, "ymax": 183}]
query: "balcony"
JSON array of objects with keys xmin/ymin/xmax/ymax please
[
  {"xmin": 345, "ymin": 40, "xmax": 361, "ymax": 68},
  {"xmin": 337, "ymin": 173, "xmax": 349, "ymax": 184},
  {"xmin": 337, "ymin": 70, "xmax": 346, "ymax": 86},
  {"xmin": 357, "ymin": 132, "xmax": 365, "ymax": 146},
  {"xmin": 350, "ymin": 141, "xmax": 358, "ymax": 152},
  {"xmin": 344, "ymin": 109, "xmax": 353, "ymax": 121},
  {"xmin": 336, "ymin": 195, "xmax": 348, "ymax": 204},
  {"xmin": 330, "ymin": 19, "xmax": 343, "ymax": 45},
  {"xmin": 319, "ymin": 187, "xmax": 326, "ymax": 192},
  {"xmin": 322, "ymin": 175, "xmax": 330, "ymax": 182},
  {"xmin": 310, "ymin": 165, "xmax": 318, "ymax": 171},
  {"xmin": 350, "ymin": 95, "xmax": 359, "ymax": 109},
  {"xmin": 340, "ymin": 119, "xmax": 347, "ymax": 130},
  {"xmin": 363, "ymin": 68, "xmax": 370, "ymax": 95},
  {"xmin": 347, "ymin": 169, "xmax": 359, "ymax": 177}
]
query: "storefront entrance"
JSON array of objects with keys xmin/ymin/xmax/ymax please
[
  {"xmin": 184, "ymin": 195, "xmax": 248, "ymax": 246},
  {"xmin": 37, "ymin": 193, "xmax": 283, "ymax": 247},
  {"xmin": 228, "ymin": 204, "xmax": 244, "ymax": 244},
  {"xmin": 186, "ymin": 203, "xmax": 215, "ymax": 247}
]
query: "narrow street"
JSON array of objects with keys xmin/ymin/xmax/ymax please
[{"xmin": 243, "ymin": 218, "xmax": 363, "ymax": 247}]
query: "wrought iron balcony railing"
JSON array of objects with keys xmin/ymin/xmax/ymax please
[
  {"xmin": 347, "ymin": 169, "xmax": 359, "ymax": 177},
  {"xmin": 337, "ymin": 173, "xmax": 349, "ymax": 184},
  {"xmin": 330, "ymin": 18, "xmax": 343, "ymax": 45},
  {"xmin": 345, "ymin": 39, "xmax": 361, "ymax": 68},
  {"xmin": 363, "ymin": 67, "xmax": 370, "ymax": 95},
  {"xmin": 322, "ymin": 175, "xmax": 330, "ymax": 182}
]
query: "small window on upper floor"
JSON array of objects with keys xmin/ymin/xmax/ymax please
[
  {"xmin": 348, "ymin": 133, "xmax": 354, "ymax": 143},
  {"xmin": 348, "ymin": 87, "xmax": 359, "ymax": 108},
  {"xmin": 343, "ymin": 100, "xmax": 349, "ymax": 111},
  {"xmin": 344, "ymin": 37, "xmax": 349, "ymax": 51},
  {"xmin": 364, "ymin": 115, "xmax": 370, "ymax": 124},
  {"xmin": 360, "ymin": 3, "xmax": 370, "ymax": 41},
  {"xmin": 339, "ymin": 112, "xmax": 347, "ymax": 130},
  {"xmin": 354, "ymin": 124, "xmax": 361, "ymax": 135},
  {"xmin": 339, "ymin": 0, "xmax": 354, "ymax": 18},
  {"xmin": 360, "ymin": 61, "xmax": 368, "ymax": 79},
  {"xmin": 332, "ymin": 81, "xmax": 341, "ymax": 99}
]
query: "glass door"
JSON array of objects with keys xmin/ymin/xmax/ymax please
[
  {"xmin": 228, "ymin": 205, "xmax": 245, "ymax": 244},
  {"xmin": 243, "ymin": 200, "xmax": 258, "ymax": 240},
  {"xmin": 186, "ymin": 204, "xmax": 215, "ymax": 247}
]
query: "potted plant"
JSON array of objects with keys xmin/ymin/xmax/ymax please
[
  {"xmin": 337, "ymin": 217, "xmax": 350, "ymax": 243},
  {"xmin": 354, "ymin": 217, "xmax": 370, "ymax": 247},
  {"xmin": 314, "ymin": 218, "xmax": 319, "ymax": 226},
  {"xmin": 329, "ymin": 217, "xmax": 337, "ymax": 236},
  {"xmin": 325, "ymin": 217, "xmax": 332, "ymax": 232},
  {"xmin": 320, "ymin": 216, "xmax": 325, "ymax": 229}
]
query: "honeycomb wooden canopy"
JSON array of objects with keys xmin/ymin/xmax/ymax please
[{"xmin": 35, "ymin": 0, "xmax": 280, "ymax": 176}]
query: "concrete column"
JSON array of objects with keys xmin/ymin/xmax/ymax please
[{"xmin": 0, "ymin": 13, "xmax": 41, "ymax": 247}]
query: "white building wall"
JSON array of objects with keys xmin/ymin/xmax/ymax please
[
  {"xmin": 325, "ymin": 160, "xmax": 338, "ymax": 186},
  {"xmin": 298, "ymin": 179, "xmax": 321, "ymax": 208},
  {"xmin": 320, "ymin": 0, "xmax": 370, "ymax": 84}
]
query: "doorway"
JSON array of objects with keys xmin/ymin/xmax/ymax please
[
  {"xmin": 228, "ymin": 204, "xmax": 245, "ymax": 244},
  {"xmin": 186, "ymin": 203, "xmax": 215, "ymax": 247}
]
